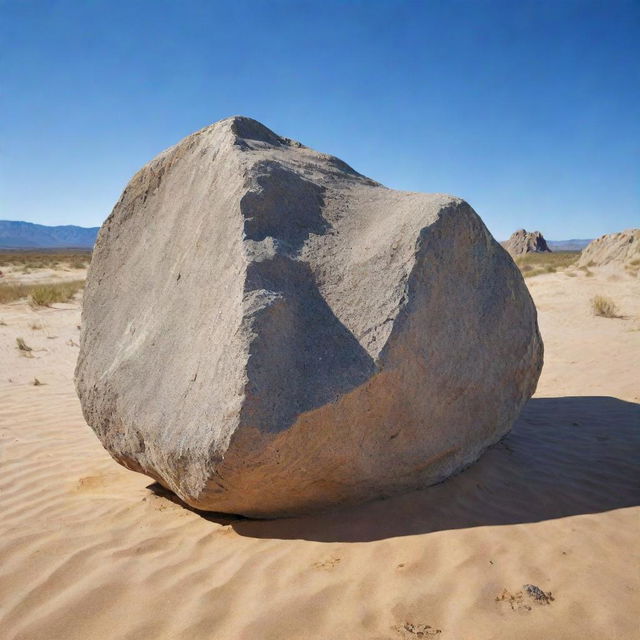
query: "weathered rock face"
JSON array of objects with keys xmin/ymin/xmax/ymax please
[
  {"xmin": 577, "ymin": 229, "xmax": 640, "ymax": 271},
  {"xmin": 504, "ymin": 229, "xmax": 551, "ymax": 255},
  {"xmin": 76, "ymin": 116, "xmax": 543, "ymax": 517}
]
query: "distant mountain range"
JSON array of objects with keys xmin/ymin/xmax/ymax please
[
  {"xmin": 0, "ymin": 219, "xmax": 594, "ymax": 252},
  {"xmin": 546, "ymin": 239, "xmax": 592, "ymax": 251},
  {"xmin": 0, "ymin": 220, "xmax": 99, "ymax": 249}
]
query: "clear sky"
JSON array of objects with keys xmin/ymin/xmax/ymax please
[{"xmin": 1, "ymin": 0, "xmax": 638, "ymax": 239}]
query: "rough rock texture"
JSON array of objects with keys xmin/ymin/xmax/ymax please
[
  {"xmin": 76, "ymin": 116, "xmax": 543, "ymax": 517},
  {"xmin": 577, "ymin": 229, "xmax": 640, "ymax": 271},
  {"xmin": 503, "ymin": 229, "xmax": 551, "ymax": 255}
]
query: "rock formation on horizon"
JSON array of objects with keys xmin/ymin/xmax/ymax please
[
  {"xmin": 577, "ymin": 229, "xmax": 639, "ymax": 271},
  {"xmin": 75, "ymin": 116, "xmax": 543, "ymax": 517},
  {"xmin": 503, "ymin": 229, "xmax": 551, "ymax": 256}
]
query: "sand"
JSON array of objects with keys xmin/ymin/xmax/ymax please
[
  {"xmin": 0, "ymin": 264, "xmax": 87, "ymax": 286},
  {"xmin": 0, "ymin": 266, "xmax": 638, "ymax": 640}
]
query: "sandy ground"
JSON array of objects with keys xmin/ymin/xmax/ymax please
[
  {"xmin": 0, "ymin": 264, "xmax": 87, "ymax": 285},
  {"xmin": 0, "ymin": 266, "xmax": 638, "ymax": 640}
]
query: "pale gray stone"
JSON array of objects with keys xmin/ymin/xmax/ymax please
[
  {"xmin": 503, "ymin": 229, "xmax": 551, "ymax": 255},
  {"xmin": 76, "ymin": 116, "xmax": 543, "ymax": 517},
  {"xmin": 577, "ymin": 228, "xmax": 640, "ymax": 269}
]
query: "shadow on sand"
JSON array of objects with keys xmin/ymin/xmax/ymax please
[{"xmin": 148, "ymin": 395, "xmax": 640, "ymax": 543}]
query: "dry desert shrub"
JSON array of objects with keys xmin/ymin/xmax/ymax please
[
  {"xmin": 16, "ymin": 336, "xmax": 32, "ymax": 352},
  {"xmin": 626, "ymin": 258, "xmax": 640, "ymax": 276},
  {"xmin": 0, "ymin": 283, "xmax": 27, "ymax": 304},
  {"xmin": 591, "ymin": 295, "xmax": 619, "ymax": 318},
  {"xmin": 68, "ymin": 256, "xmax": 88, "ymax": 269},
  {"xmin": 522, "ymin": 269, "xmax": 546, "ymax": 278},
  {"xmin": 29, "ymin": 280, "xmax": 84, "ymax": 307},
  {"xmin": 1, "ymin": 280, "xmax": 83, "ymax": 305},
  {"xmin": 579, "ymin": 265, "xmax": 595, "ymax": 277}
]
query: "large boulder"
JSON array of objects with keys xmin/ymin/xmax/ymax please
[
  {"xmin": 504, "ymin": 229, "xmax": 551, "ymax": 255},
  {"xmin": 76, "ymin": 116, "xmax": 543, "ymax": 517},
  {"xmin": 577, "ymin": 229, "xmax": 640, "ymax": 272}
]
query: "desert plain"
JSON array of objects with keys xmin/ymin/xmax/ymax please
[{"xmin": 0, "ymin": 252, "xmax": 638, "ymax": 640}]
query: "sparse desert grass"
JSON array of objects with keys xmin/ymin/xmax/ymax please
[
  {"xmin": 0, "ymin": 249, "xmax": 91, "ymax": 270},
  {"xmin": 578, "ymin": 266, "xmax": 595, "ymax": 277},
  {"xmin": 626, "ymin": 258, "xmax": 640, "ymax": 276},
  {"xmin": 591, "ymin": 295, "xmax": 619, "ymax": 318},
  {"xmin": 522, "ymin": 268, "xmax": 547, "ymax": 278},
  {"xmin": 0, "ymin": 283, "xmax": 29, "ymax": 304},
  {"xmin": 515, "ymin": 252, "xmax": 579, "ymax": 278},
  {"xmin": 0, "ymin": 280, "xmax": 84, "ymax": 305},
  {"xmin": 16, "ymin": 337, "xmax": 32, "ymax": 352},
  {"xmin": 29, "ymin": 281, "xmax": 84, "ymax": 307}
]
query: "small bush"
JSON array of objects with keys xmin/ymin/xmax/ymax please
[
  {"xmin": 16, "ymin": 337, "xmax": 32, "ymax": 351},
  {"xmin": 523, "ymin": 268, "xmax": 546, "ymax": 278},
  {"xmin": 591, "ymin": 295, "xmax": 619, "ymax": 318},
  {"xmin": 1, "ymin": 280, "xmax": 83, "ymax": 305},
  {"xmin": 626, "ymin": 259, "xmax": 640, "ymax": 276},
  {"xmin": 0, "ymin": 283, "xmax": 26, "ymax": 304},
  {"xmin": 29, "ymin": 280, "xmax": 84, "ymax": 307},
  {"xmin": 68, "ymin": 257, "xmax": 88, "ymax": 269}
]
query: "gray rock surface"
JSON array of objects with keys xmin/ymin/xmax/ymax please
[
  {"xmin": 503, "ymin": 229, "xmax": 551, "ymax": 255},
  {"xmin": 577, "ymin": 229, "xmax": 640, "ymax": 270},
  {"xmin": 76, "ymin": 116, "xmax": 543, "ymax": 517}
]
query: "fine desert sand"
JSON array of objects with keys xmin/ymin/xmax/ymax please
[{"xmin": 0, "ymin": 262, "xmax": 639, "ymax": 640}]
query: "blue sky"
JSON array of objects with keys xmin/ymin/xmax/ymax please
[{"xmin": 1, "ymin": 0, "xmax": 638, "ymax": 239}]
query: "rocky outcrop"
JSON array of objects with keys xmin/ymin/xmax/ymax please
[
  {"xmin": 75, "ymin": 116, "xmax": 543, "ymax": 517},
  {"xmin": 577, "ymin": 229, "xmax": 640, "ymax": 271},
  {"xmin": 504, "ymin": 229, "xmax": 551, "ymax": 255}
]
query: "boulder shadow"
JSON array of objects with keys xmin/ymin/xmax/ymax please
[{"xmin": 148, "ymin": 395, "xmax": 640, "ymax": 542}]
